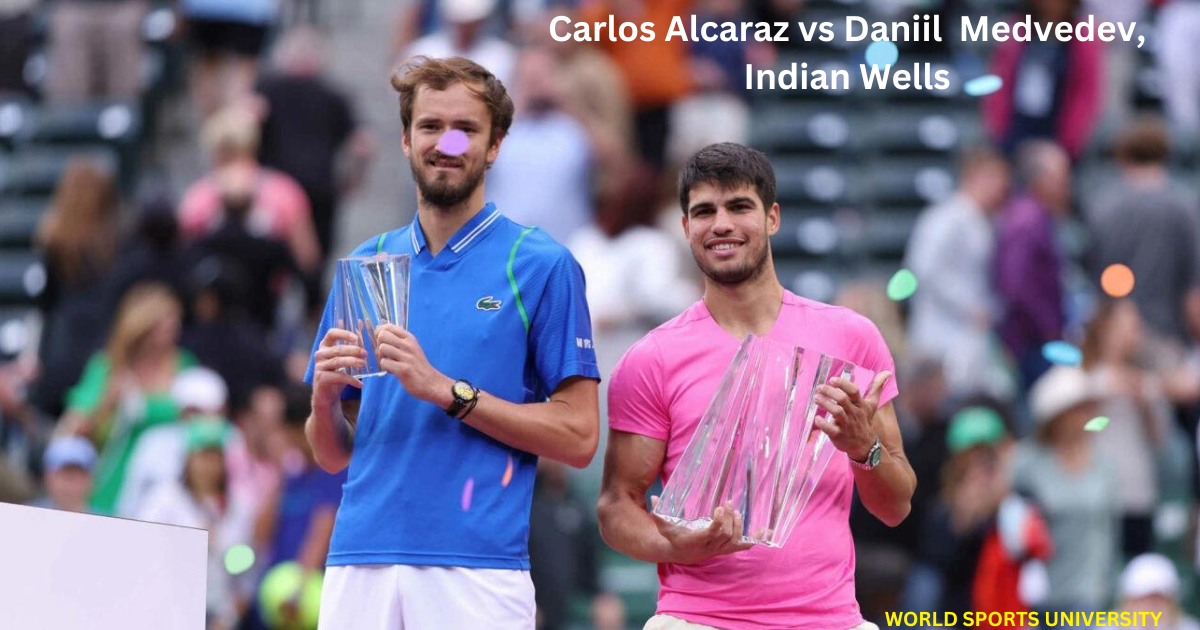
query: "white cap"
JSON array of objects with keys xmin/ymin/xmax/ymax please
[
  {"xmin": 1029, "ymin": 365, "xmax": 1098, "ymax": 425},
  {"xmin": 440, "ymin": 0, "xmax": 497, "ymax": 23},
  {"xmin": 1120, "ymin": 553, "xmax": 1179, "ymax": 599},
  {"xmin": 170, "ymin": 366, "xmax": 228, "ymax": 415}
]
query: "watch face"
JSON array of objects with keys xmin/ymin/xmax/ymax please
[
  {"xmin": 868, "ymin": 443, "xmax": 883, "ymax": 467},
  {"xmin": 453, "ymin": 381, "xmax": 476, "ymax": 401}
]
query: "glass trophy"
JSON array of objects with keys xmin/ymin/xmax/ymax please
[
  {"xmin": 651, "ymin": 334, "xmax": 876, "ymax": 548},
  {"xmin": 333, "ymin": 254, "xmax": 411, "ymax": 379}
]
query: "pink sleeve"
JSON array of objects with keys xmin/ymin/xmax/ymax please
[
  {"xmin": 607, "ymin": 334, "xmax": 671, "ymax": 440},
  {"xmin": 178, "ymin": 181, "xmax": 218, "ymax": 239},
  {"xmin": 851, "ymin": 316, "xmax": 900, "ymax": 408},
  {"xmin": 265, "ymin": 172, "xmax": 312, "ymax": 234}
]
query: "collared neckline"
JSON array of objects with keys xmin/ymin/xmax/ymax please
[{"xmin": 409, "ymin": 203, "xmax": 502, "ymax": 257}]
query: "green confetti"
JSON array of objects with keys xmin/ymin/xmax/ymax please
[
  {"xmin": 887, "ymin": 269, "xmax": 919, "ymax": 301},
  {"xmin": 1084, "ymin": 416, "xmax": 1110, "ymax": 432},
  {"xmin": 224, "ymin": 544, "xmax": 256, "ymax": 575}
]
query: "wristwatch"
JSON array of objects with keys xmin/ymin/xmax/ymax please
[
  {"xmin": 850, "ymin": 437, "xmax": 884, "ymax": 471},
  {"xmin": 445, "ymin": 379, "xmax": 479, "ymax": 419}
]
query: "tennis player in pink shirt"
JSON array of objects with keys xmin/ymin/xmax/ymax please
[{"xmin": 598, "ymin": 143, "xmax": 917, "ymax": 630}]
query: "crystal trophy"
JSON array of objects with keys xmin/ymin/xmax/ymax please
[
  {"xmin": 651, "ymin": 334, "xmax": 875, "ymax": 548},
  {"xmin": 333, "ymin": 254, "xmax": 410, "ymax": 379}
]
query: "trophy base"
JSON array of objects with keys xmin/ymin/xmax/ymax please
[{"xmin": 651, "ymin": 514, "xmax": 780, "ymax": 548}]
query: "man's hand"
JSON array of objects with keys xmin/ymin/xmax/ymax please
[
  {"xmin": 649, "ymin": 498, "xmax": 754, "ymax": 564},
  {"xmin": 814, "ymin": 371, "xmax": 892, "ymax": 462},
  {"xmin": 311, "ymin": 328, "xmax": 365, "ymax": 409},
  {"xmin": 375, "ymin": 323, "xmax": 451, "ymax": 405}
]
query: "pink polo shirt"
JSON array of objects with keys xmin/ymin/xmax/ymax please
[{"xmin": 608, "ymin": 291, "xmax": 899, "ymax": 630}]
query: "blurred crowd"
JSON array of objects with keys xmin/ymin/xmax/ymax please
[{"xmin": 2, "ymin": 0, "xmax": 1200, "ymax": 627}]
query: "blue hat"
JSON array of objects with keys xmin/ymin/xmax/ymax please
[{"xmin": 43, "ymin": 436, "xmax": 97, "ymax": 473}]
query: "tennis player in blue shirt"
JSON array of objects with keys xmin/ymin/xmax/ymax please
[{"xmin": 304, "ymin": 56, "xmax": 601, "ymax": 628}]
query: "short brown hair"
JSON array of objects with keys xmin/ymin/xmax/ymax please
[
  {"xmin": 391, "ymin": 56, "xmax": 513, "ymax": 144},
  {"xmin": 1115, "ymin": 117, "xmax": 1170, "ymax": 166},
  {"xmin": 678, "ymin": 143, "xmax": 776, "ymax": 213}
]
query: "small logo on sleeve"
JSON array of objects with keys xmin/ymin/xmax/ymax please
[
  {"xmin": 476, "ymin": 296, "xmax": 503, "ymax": 311},
  {"xmin": 576, "ymin": 337, "xmax": 593, "ymax": 349}
]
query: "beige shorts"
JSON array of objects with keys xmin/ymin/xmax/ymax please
[{"xmin": 645, "ymin": 614, "xmax": 881, "ymax": 630}]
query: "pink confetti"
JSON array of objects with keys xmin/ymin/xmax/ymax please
[
  {"xmin": 461, "ymin": 477, "xmax": 474, "ymax": 511},
  {"xmin": 501, "ymin": 455, "xmax": 513, "ymax": 487},
  {"xmin": 437, "ymin": 130, "xmax": 469, "ymax": 157}
]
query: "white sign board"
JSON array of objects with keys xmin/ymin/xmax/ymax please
[{"xmin": 0, "ymin": 502, "xmax": 207, "ymax": 630}]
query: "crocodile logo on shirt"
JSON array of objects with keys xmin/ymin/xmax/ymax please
[{"xmin": 476, "ymin": 296, "xmax": 502, "ymax": 311}]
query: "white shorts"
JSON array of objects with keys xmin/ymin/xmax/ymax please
[{"xmin": 318, "ymin": 564, "xmax": 536, "ymax": 629}]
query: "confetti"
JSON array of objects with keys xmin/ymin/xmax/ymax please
[
  {"xmin": 964, "ymin": 75, "xmax": 1003, "ymax": 97},
  {"xmin": 865, "ymin": 41, "xmax": 899, "ymax": 67},
  {"xmin": 437, "ymin": 129, "xmax": 469, "ymax": 156},
  {"xmin": 886, "ymin": 269, "xmax": 919, "ymax": 301},
  {"xmin": 1101, "ymin": 264, "xmax": 1135, "ymax": 298},
  {"xmin": 1084, "ymin": 416, "xmax": 1110, "ymax": 432},
  {"xmin": 1042, "ymin": 341, "xmax": 1082, "ymax": 366},
  {"xmin": 501, "ymin": 455, "xmax": 513, "ymax": 487},
  {"xmin": 223, "ymin": 544, "xmax": 255, "ymax": 575},
  {"xmin": 461, "ymin": 477, "xmax": 474, "ymax": 511}
]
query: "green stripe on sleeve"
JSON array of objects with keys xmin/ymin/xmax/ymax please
[
  {"xmin": 506, "ymin": 228, "xmax": 535, "ymax": 334},
  {"xmin": 376, "ymin": 233, "xmax": 386, "ymax": 254}
]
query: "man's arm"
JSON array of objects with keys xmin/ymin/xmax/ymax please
[
  {"xmin": 451, "ymin": 375, "xmax": 599, "ymax": 469},
  {"xmin": 596, "ymin": 430, "xmax": 752, "ymax": 564},
  {"xmin": 306, "ymin": 398, "xmax": 359, "ymax": 474},
  {"xmin": 851, "ymin": 401, "xmax": 916, "ymax": 527},
  {"xmin": 374, "ymin": 323, "xmax": 599, "ymax": 468},
  {"xmin": 816, "ymin": 374, "xmax": 915, "ymax": 527},
  {"xmin": 305, "ymin": 328, "xmax": 365, "ymax": 474}
]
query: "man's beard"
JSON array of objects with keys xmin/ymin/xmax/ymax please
[
  {"xmin": 411, "ymin": 158, "xmax": 486, "ymax": 209},
  {"xmin": 694, "ymin": 239, "xmax": 771, "ymax": 287}
]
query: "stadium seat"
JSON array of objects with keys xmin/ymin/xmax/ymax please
[
  {"xmin": 863, "ymin": 157, "xmax": 955, "ymax": 208},
  {"xmin": 0, "ymin": 251, "xmax": 45, "ymax": 307},
  {"xmin": 0, "ymin": 98, "xmax": 35, "ymax": 152},
  {"xmin": 0, "ymin": 145, "xmax": 119, "ymax": 198},
  {"xmin": 863, "ymin": 209, "xmax": 921, "ymax": 261},
  {"xmin": 0, "ymin": 307, "xmax": 38, "ymax": 360},
  {"xmin": 774, "ymin": 157, "xmax": 863, "ymax": 208},
  {"xmin": 864, "ymin": 106, "xmax": 980, "ymax": 155},
  {"xmin": 752, "ymin": 104, "xmax": 862, "ymax": 155},
  {"xmin": 0, "ymin": 197, "xmax": 45, "ymax": 249}
]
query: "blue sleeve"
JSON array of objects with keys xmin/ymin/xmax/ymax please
[
  {"xmin": 527, "ymin": 251, "xmax": 600, "ymax": 396},
  {"xmin": 303, "ymin": 274, "xmax": 362, "ymax": 401}
]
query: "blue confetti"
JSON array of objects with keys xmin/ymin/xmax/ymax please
[
  {"xmin": 964, "ymin": 75, "xmax": 1003, "ymax": 97},
  {"xmin": 1042, "ymin": 341, "xmax": 1082, "ymax": 366},
  {"xmin": 865, "ymin": 41, "xmax": 899, "ymax": 68}
]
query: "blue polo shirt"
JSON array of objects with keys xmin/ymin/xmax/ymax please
[{"xmin": 304, "ymin": 203, "xmax": 599, "ymax": 570}]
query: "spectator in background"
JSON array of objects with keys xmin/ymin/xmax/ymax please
[
  {"xmin": 182, "ymin": 0, "xmax": 279, "ymax": 116},
  {"xmin": 180, "ymin": 258, "xmax": 287, "ymax": 409},
  {"xmin": 246, "ymin": 385, "xmax": 344, "ymax": 629},
  {"xmin": 57, "ymin": 282, "xmax": 196, "ymax": 515},
  {"xmin": 45, "ymin": 0, "xmax": 145, "ymax": 103},
  {"xmin": 137, "ymin": 419, "xmax": 248, "ymax": 630},
  {"xmin": 180, "ymin": 105, "xmax": 322, "ymax": 278},
  {"xmin": 405, "ymin": 0, "xmax": 517, "ymax": 87},
  {"xmin": 489, "ymin": 46, "xmax": 595, "ymax": 243},
  {"xmin": 995, "ymin": 141, "xmax": 1070, "ymax": 391},
  {"xmin": 668, "ymin": 0, "xmax": 771, "ymax": 166},
  {"xmin": 31, "ymin": 159, "xmax": 120, "ymax": 419},
  {"xmin": 118, "ymin": 366, "xmax": 229, "ymax": 517},
  {"xmin": 982, "ymin": 0, "xmax": 1104, "ymax": 160},
  {"xmin": 185, "ymin": 161, "xmax": 305, "ymax": 333},
  {"xmin": 579, "ymin": 0, "xmax": 694, "ymax": 170},
  {"xmin": 1119, "ymin": 554, "xmax": 1200, "ymax": 630},
  {"xmin": 0, "ymin": 0, "xmax": 35, "ymax": 94},
  {"xmin": 537, "ymin": 10, "xmax": 636, "ymax": 217},
  {"xmin": 916, "ymin": 406, "xmax": 1011, "ymax": 620},
  {"xmin": 105, "ymin": 196, "xmax": 193, "ymax": 312},
  {"xmin": 1081, "ymin": 300, "xmax": 1172, "ymax": 557},
  {"xmin": 257, "ymin": 26, "xmax": 374, "ymax": 268},
  {"xmin": 906, "ymin": 147, "xmax": 1012, "ymax": 401},
  {"xmin": 29, "ymin": 435, "xmax": 96, "ymax": 513},
  {"xmin": 1082, "ymin": 0, "xmax": 1146, "ymax": 130},
  {"xmin": 1014, "ymin": 365, "xmax": 1120, "ymax": 617},
  {"xmin": 1086, "ymin": 118, "xmax": 1200, "ymax": 350},
  {"xmin": 1156, "ymin": 0, "xmax": 1200, "ymax": 137},
  {"xmin": 529, "ymin": 458, "xmax": 625, "ymax": 630},
  {"xmin": 225, "ymin": 385, "xmax": 285, "ymax": 533},
  {"xmin": 0, "ymin": 359, "xmax": 38, "ymax": 504}
]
